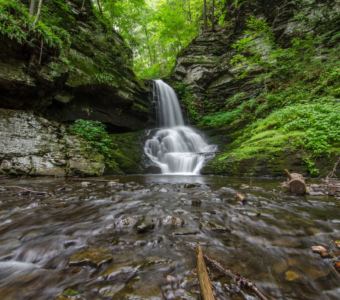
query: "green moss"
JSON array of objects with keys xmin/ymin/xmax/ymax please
[
  {"xmin": 174, "ymin": 83, "xmax": 201, "ymax": 122},
  {"xmin": 199, "ymin": 17, "xmax": 340, "ymax": 177},
  {"xmin": 110, "ymin": 131, "xmax": 144, "ymax": 174},
  {"xmin": 69, "ymin": 120, "xmax": 144, "ymax": 174}
]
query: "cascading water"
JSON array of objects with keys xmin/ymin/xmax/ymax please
[{"xmin": 144, "ymin": 80, "xmax": 216, "ymax": 175}]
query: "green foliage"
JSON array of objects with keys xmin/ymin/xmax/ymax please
[
  {"xmin": 70, "ymin": 120, "xmax": 143, "ymax": 174},
  {"xmin": 200, "ymin": 108, "xmax": 242, "ymax": 129},
  {"xmin": 63, "ymin": 289, "xmax": 80, "ymax": 297},
  {"xmin": 70, "ymin": 120, "xmax": 119, "ymax": 172},
  {"xmin": 95, "ymin": 0, "xmax": 203, "ymax": 79},
  {"xmin": 0, "ymin": 0, "xmax": 69, "ymax": 49},
  {"xmin": 174, "ymin": 83, "xmax": 200, "ymax": 122},
  {"xmin": 202, "ymin": 13, "xmax": 340, "ymax": 176}
]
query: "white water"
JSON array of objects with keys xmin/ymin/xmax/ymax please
[{"xmin": 144, "ymin": 80, "xmax": 216, "ymax": 175}]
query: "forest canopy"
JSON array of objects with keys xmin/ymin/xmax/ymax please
[{"xmin": 94, "ymin": 0, "xmax": 221, "ymax": 79}]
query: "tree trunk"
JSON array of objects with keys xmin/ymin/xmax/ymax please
[
  {"xmin": 32, "ymin": 0, "xmax": 43, "ymax": 27},
  {"xmin": 203, "ymin": 0, "xmax": 208, "ymax": 30},
  {"xmin": 211, "ymin": 0, "xmax": 215, "ymax": 30},
  {"xmin": 96, "ymin": 0, "xmax": 103, "ymax": 15},
  {"xmin": 29, "ymin": 0, "xmax": 37, "ymax": 15}
]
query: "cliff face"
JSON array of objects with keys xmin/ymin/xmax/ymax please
[
  {"xmin": 0, "ymin": 0, "xmax": 151, "ymax": 176},
  {"xmin": 172, "ymin": 0, "xmax": 340, "ymax": 177},
  {"xmin": 0, "ymin": 0, "xmax": 151, "ymax": 132},
  {"xmin": 0, "ymin": 108, "xmax": 105, "ymax": 176}
]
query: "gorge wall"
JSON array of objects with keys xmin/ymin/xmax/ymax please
[
  {"xmin": 0, "ymin": 0, "xmax": 151, "ymax": 176},
  {"xmin": 172, "ymin": 0, "xmax": 340, "ymax": 177}
]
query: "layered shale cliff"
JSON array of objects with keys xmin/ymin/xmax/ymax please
[
  {"xmin": 0, "ymin": 0, "xmax": 151, "ymax": 176},
  {"xmin": 172, "ymin": 0, "xmax": 340, "ymax": 177}
]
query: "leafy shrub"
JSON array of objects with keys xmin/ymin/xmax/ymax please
[
  {"xmin": 70, "ymin": 120, "xmax": 119, "ymax": 171},
  {"xmin": 200, "ymin": 107, "xmax": 242, "ymax": 128}
]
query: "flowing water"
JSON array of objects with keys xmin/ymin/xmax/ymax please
[
  {"xmin": 0, "ymin": 175, "xmax": 339, "ymax": 300},
  {"xmin": 144, "ymin": 80, "xmax": 216, "ymax": 175}
]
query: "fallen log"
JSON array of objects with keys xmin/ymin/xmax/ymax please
[
  {"xmin": 284, "ymin": 169, "xmax": 306, "ymax": 195},
  {"xmin": 196, "ymin": 246, "xmax": 215, "ymax": 300}
]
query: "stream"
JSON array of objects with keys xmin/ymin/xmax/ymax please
[{"xmin": 0, "ymin": 175, "xmax": 339, "ymax": 300}]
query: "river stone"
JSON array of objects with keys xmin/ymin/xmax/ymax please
[
  {"xmin": 136, "ymin": 218, "xmax": 156, "ymax": 233},
  {"xmin": 115, "ymin": 215, "xmax": 142, "ymax": 230},
  {"xmin": 69, "ymin": 247, "xmax": 113, "ymax": 268},
  {"xmin": 161, "ymin": 215, "xmax": 185, "ymax": 227}
]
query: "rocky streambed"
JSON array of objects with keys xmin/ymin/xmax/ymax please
[{"xmin": 0, "ymin": 175, "xmax": 339, "ymax": 300}]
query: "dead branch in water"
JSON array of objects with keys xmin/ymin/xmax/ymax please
[
  {"xmin": 188, "ymin": 243, "xmax": 271, "ymax": 300},
  {"xmin": 203, "ymin": 253, "xmax": 271, "ymax": 300},
  {"xmin": 1, "ymin": 185, "xmax": 48, "ymax": 195},
  {"xmin": 67, "ymin": 178, "xmax": 118, "ymax": 183},
  {"xmin": 196, "ymin": 245, "xmax": 216, "ymax": 300}
]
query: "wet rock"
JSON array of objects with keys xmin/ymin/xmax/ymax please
[
  {"xmin": 55, "ymin": 288, "xmax": 82, "ymax": 300},
  {"xmin": 99, "ymin": 264, "xmax": 139, "ymax": 281},
  {"xmin": 285, "ymin": 270, "xmax": 301, "ymax": 281},
  {"xmin": 334, "ymin": 240, "xmax": 340, "ymax": 248},
  {"xmin": 115, "ymin": 215, "xmax": 142, "ymax": 230},
  {"xmin": 184, "ymin": 183, "xmax": 201, "ymax": 189},
  {"xmin": 98, "ymin": 284, "xmax": 126, "ymax": 298},
  {"xmin": 166, "ymin": 275, "xmax": 177, "ymax": 283},
  {"xmin": 159, "ymin": 188, "xmax": 168, "ymax": 193},
  {"xmin": 173, "ymin": 230, "xmax": 199, "ymax": 236},
  {"xmin": 218, "ymin": 187, "xmax": 237, "ymax": 196},
  {"xmin": 80, "ymin": 182, "xmax": 90, "ymax": 188},
  {"xmin": 161, "ymin": 215, "xmax": 184, "ymax": 227},
  {"xmin": 107, "ymin": 181, "xmax": 119, "ymax": 187},
  {"xmin": 334, "ymin": 261, "xmax": 340, "ymax": 273},
  {"xmin": 191, "ymin": 198, "xmax": 202, "ymax": 207},
  {"xmin": 311, "ymin": 245, "xmax": 330, "ymax": 257},
  {"xmin": 69, "ymin": 247, "xmax": 113, "ymax": 268},
  {"xmin": 235, "ymin": 192, "xmax": 247, "ymax": 205},
  {"xmin": 0, "ymin": 109, "xmax": 105, "ymax": 176},
  {"xmin": 204, "ymin": 221, "xmax": 229, "ymax": 233},
  {"xmin": 136, "ymin": 218, "xmax": 155, "ymax": 233}
]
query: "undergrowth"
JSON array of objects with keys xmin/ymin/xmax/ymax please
[
  {"xmin": 70, "ymin": 120, "xmax": 120, "ymax": 172},
  {"xmin": 0, "ymin": 0, "xmax": 70, "ymax": 50},
  {"xmin": 199, "ymin": 15, "xmax": 340, "ymax": 176}
]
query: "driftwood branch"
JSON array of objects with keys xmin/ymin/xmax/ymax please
[
  {"xmin": 203, "ymin": 254, "xmax": 271, "ymax": 300},
  {"xmin": 188, "ymin": 243, "xmax": 271, "ymax": 300},
  {"xmin": 67, "ymin": 178, "xmax": 118, "ymax": 183},
  {"xmin": 196, "ymin": 246, "xmax": 215, "ymax": 300},
  {"xmin": 326, "ymin": 157, "xmax": 340, "ymax": 179},
  {"xmin": 1, "ymin": 185, "xmax": 48, "ymax": 195}
]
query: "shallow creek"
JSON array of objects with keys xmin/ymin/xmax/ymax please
[{"xmin": 0, "ymin": 175, "xmax": 339, "ymax": 300}]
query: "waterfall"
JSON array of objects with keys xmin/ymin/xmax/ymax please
[{"xmin": 144, "ymin": 80, "xmax": 216, "ymax": 175}]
